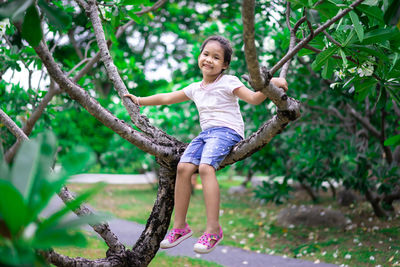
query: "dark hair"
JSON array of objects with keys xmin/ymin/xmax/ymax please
[{"xmin": 200, "ymin": 35, "xmax": 233, "ymax": 67}]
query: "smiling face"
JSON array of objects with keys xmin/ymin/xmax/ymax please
[{"xmin": 198, "ymin": 40, "xmax": 228, "ymax": 80}]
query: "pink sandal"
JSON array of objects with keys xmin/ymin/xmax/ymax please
[
  {"xmin": 193, "ymin": 227, "xmax": 223, "ymax": 254},
  {"xmin": 160, "ymin": 223, "xmax": 192, "ymax": 249}
]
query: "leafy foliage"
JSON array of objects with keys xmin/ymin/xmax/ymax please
[{"xmin": 0, "ymin": 132, "xmax": 106, "ymax": 266}]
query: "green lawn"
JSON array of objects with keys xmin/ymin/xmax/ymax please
[{"xmin": 57, "ymin": 178, "xmax": 400, "ymax": 267}]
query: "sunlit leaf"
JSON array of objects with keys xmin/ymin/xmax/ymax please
[
  {"xmin": 349, "ymin": 11, "xmax": 364, "ymax": 42},
  {"xmin": 10, "ymin": 140, "xmax": 40, "ymax": 201}
]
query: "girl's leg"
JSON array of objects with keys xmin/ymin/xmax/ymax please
[
  {"xmin": 173, "ymin": 162, "xmax": 198, "ymax": 229},
  {"xmin": 198, "ymin": 163, "xmax": 220, "ymax": 234}
]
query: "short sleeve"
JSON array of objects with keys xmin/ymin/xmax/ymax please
[
  {"xmin": 183, "ymin": 83, "xmax": 195, "ymax": 100},
  {"xmin": 225, "ymin": 75, "xmax": 245, "ymax": 93}
]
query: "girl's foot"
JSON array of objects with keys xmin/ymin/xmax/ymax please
[
  {"xmin": 160, "ymin": 223, "xmax": 192, "ymax": 249},
  {"xmin": 193, "ymin": 227, "xmax": 223, "ymax": 254}
]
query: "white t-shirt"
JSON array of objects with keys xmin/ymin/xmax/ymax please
[{"xmin": 183, "ymin": 74, "xmax": 245, "ymax": 138}]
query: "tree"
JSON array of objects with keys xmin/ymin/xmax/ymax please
[{"xmin": 1, "ymin": 0, "xmax": 398, "ymax": 265}]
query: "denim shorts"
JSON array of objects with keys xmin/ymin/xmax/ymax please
[{"xmin": 179, "ymin": 127, "xmax": 243, "ymax": 169}]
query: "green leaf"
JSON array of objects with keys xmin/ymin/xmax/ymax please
[
  {"xmin": 322, "ymin": 58, "xmax": 335, "ymax": 79},
  {"xmin": 362, "ymin": 0, "xmax": 379, "ymax": 6},
  {"xmin": 21, "ymin": 5, "xmax": 43, "ymax": 47},
  {"xmin": 361, "ymin": 28, "xmax": 399, "ymax": 45},
  {"xmin": 342, "ymin": 28, "xmax": 356, "ymax": 47},
  {"xmin": 10, "ymin": 139, "xmax": 40, "ymax": 201},
  {"xmin": 0, "ymin": 180, "xmax": 28, "ymax": 236},
  {"xmin": 121, "ymin": 0, "xmax": 151, "ymax": 5},
  {"xmin": 127, "ymin": 11, "xmax": 142, "ymax": 24},
  {"xmin": 384, "ymin": 134, "xmax": 400, "ymax": 146},
  {"xmin": 353, "ymin": 78, "xmax": 377, "ymax": 101},
  {"xmin": 0, "ymin": 145, "xmax": 9, "ymax": 181},
  {"xmin": 338, "ymin": 49, "xmax": 348, "ymax": 67},
  {"xmin": 311, "ymin": 46, "xmax": 339, "ymax": 71},
  {"xmin": 356, "ymin": 5, "xmax": 383, "ymax": 23},
  {"xmin": 38, "ymin": 0, "xmax": 71, "ymax": 32},
  {"xmin": 383, "ymin": 0, "xmax": 400, "ymax": 26},
  {"xmin": 349, "ymin": 11, "xmax": 364, "ymax": 42},
  {"xmin": 0, "ymin": 0, "xmax": 34, "ymax": 21}
]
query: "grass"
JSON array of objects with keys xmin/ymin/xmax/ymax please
[{"xmin": 61, "ymin": 177, "xmax": 400, "ymax": 267}]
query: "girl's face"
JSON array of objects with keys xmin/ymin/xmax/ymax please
[{"xmin": 198, "ymin": 41, "xmax": 228, "ymax": 77}]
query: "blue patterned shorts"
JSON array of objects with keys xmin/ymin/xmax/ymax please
[{"xmin": 179, "ymin": 127, "xmax": 243, "ymax": 169}]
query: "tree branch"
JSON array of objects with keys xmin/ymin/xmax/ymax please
[
  {"xmin": 0, "ymin": 109, "xmax": 28, "ymax": 142},
  {"xmin": 270, "ymin": 0, "xmax": 366, "ymax": 75},
  {"xmin": 34, "ymin": 40, "xmax": 179, "ymax": 159},
  {"xmin": 83, "ymin": 0, "xmax": 177, "ymax": 145},
  {"xmin": 347, "ymin": 103, "xmax": 381, "ymax": 138}
]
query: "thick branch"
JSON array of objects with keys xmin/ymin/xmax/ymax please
[
  {"xmin": 34, "ymin": 41, "xmax": 179, "ymax": 159},
  {"xmin": 0, "ymin": 109, "xmax": 28, "ymax": 142},
  {"xmin": 84, "ymin": 0, "xmax": 177, "ymax": 145},
  {"xmin": 42, "ymin": 249, "xmax": 117, "ymax": 267},
  {"xmin": 130, "ymin": 163, "xmax": 176, "ymax": 266},
  {"xmin": 242, "ymin": 0, "xmax": 263, "ymax": 90}
]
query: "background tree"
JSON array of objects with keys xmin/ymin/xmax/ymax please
[{"xmin": 0, "ymin": 0, "xmax": 399, "ymax": 266}]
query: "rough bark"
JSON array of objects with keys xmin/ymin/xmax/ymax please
[
  {"xmin": 5, "ymin": 0, "xmax": 372, "ymax": 266},
  {"xmin": 130, "ymin": 162, "xmax": 176, "ymax": 266},
  {"xmin": 0, "ymin": 109, "xmax": 29, "ymax": 143}
]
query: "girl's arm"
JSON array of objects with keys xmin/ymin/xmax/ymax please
[
  {"xmin": 124, "ymin": 90, "xmax": 190, "ymax": 106},
  {"xmin": 234, "ymin": 77, "xmax": 288, "ymax": 105}
]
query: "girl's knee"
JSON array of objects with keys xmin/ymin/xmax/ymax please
[
  {"xmin": 198, "ymin": 164, "xmax": 215, "ymax": 177},
  {"xmin": 177, "ymin": 162, "xmax": 196, "ymax": 175}
]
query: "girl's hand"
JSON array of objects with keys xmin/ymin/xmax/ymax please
[
  {"xmin": 124, "ymin": 94, "xmax": 140, "ymax": 105},
  {"xmin": 270, "ymin": 77, "xmax": 288, "ymax": 92}
]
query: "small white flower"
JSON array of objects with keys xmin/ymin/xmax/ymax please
[
  {"xmin": 330, "ymin": 82, "xmax": 339, "ymax": 89},
  {"xmin": 345, "ymin": 254, "xmax": 351, "ymax": 259},
  {"xmin": 289, "ymin": 224, "xmax": 295, "ymax": 229},
  {"xmin": 228, "ymin": 220, "xmax": 234, "ymax": 225},
  {"xmin": 240, "ymin": 239, "xmax": 247, "ymax": 244},
  {"xmin": 242, "ymin": 261, "xmax": 248, "ymax": 265},
  {"xmin": 314, "ymin": 259, "xmax": 320, "ymax": 264},
  {"xmin": 333, "ymin": 252, "xmax": 338, "ymax": 258},
  {"xmin": 260, "ymin": 211, "xmax": 267, "ymax": 218},
  {"xmin": 231, "ymin": 235, "xmax": 237, "ymax": 240},
  {"xmin": 0, "ymin": 18, "xmax": 10, "ymax": 38},
  {"xmin": 370, "ymin": 256, "xmax": 375, "ymax": 261},
  {"xmin": 348, "ymin": 67, "xmax": 357, "ymax": 73},
  {"xmin": 248, "ymin": 233, "xmax": 255, "ymax": 238},
  {"xmin": 297, "ymin": 253, "xmax": 302, "ymax": 258},
  {"xmin": 334, "ymin": 69, "xmax": 345, "ymax": 79},
  {"xmin": 322, "ymin": 251, "xmax": 327, "ymax": 256}
]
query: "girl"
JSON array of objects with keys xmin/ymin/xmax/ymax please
[{"xmin": 125, "ymin": 35, "xmax": 288, "ymax": 254}]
